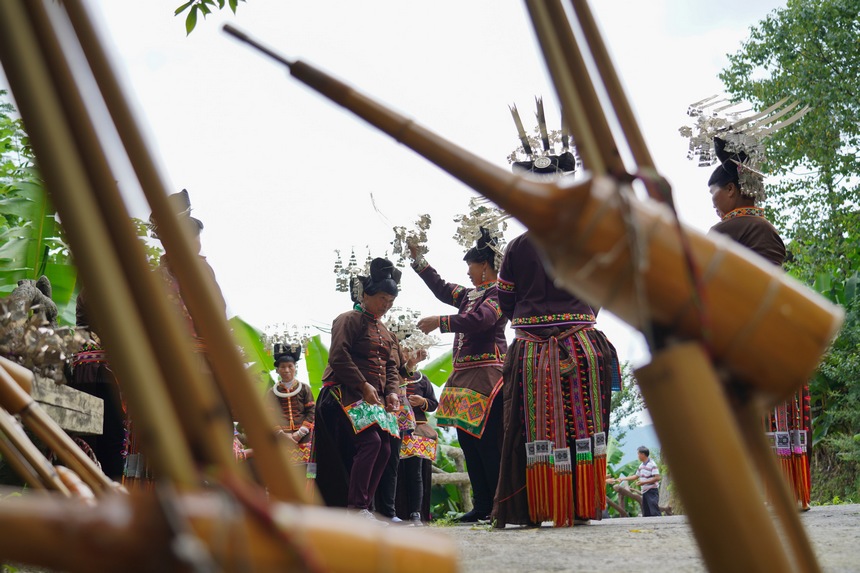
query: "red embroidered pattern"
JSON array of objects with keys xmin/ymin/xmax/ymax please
[{"xmin": 721, "ymin": 207, "xmax": 765, "ymax": 221}]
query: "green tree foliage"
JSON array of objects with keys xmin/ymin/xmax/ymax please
[
  {"xmin": 175, "ymin": 0, "xmax": 246, "ymax": 35},
  {"xmin": 0, "ymin": 90, "xmax": 77, "ymax": 324},
  {"xmin": 720, "ymin": 0, "xmax": 860, "ymax": 284}
]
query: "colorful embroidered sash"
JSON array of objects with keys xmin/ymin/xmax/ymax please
[
  {"xmin": 340, "ymin": 399, "xmax": 400, "ymax": 438},
  {"xmin": 436, "ymin": 381, "xmax": 502, "ymax": 438},
  {"xmin": 516, "ymin": 325, "xmax": 607, "ymax": 525}
]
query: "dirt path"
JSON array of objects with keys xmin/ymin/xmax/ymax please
[{"xmin": 435, "ymin": 505, "xmax": 860, "ymax": 572}]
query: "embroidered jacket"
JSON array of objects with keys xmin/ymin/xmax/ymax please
[
  {"xmin": 322, "ymin": 308, "xmax": 401, "ymax": 405},
  {"xmin": 413, "ymin": 259, "xmax": 507, "ymax": 370},
  {"xmin": 710, "ymin": 207, "xmax": 786, "ymax": 267},
  {"xmin": 498, "ymin": 233, "xmax": 597, "ymax": 328},
  {"xmin": 268, "ymin": 383, "xmax": 316, "ymax": 433}
]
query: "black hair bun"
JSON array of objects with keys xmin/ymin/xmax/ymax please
[{"xmin": 369, "ymin": 258, "xmax": 401, "ymax": 285}]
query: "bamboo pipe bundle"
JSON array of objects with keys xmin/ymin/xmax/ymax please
[
  {"xmin": 0, "ymin": 408, "xmax": 67, "ymax": 494},
  {"xmin": 222, "ymin": 29, "xmax": 842, "ymax": 403},
  {"xmin": 0, "ymin": 356, "xmax": 35, "ymax": 395},
  {"xmin": 0, "ymin": 366, "xmax": 114, "ymax": 493},
  {"xmin": 635, "ymin": 343, "xmax": 801, "ymax": 572},
  {"xmin": 0, "ymin": 0, "xmax": 197, "ymax": 488},
  {"xmin": 63, "ymin": 0, "xmax": 310, "ymax": 503},
  {"xmin": 0, "ymin": 490, "xmax": 459, "ymax": 573},
  {"xmin": 21, "ymin": 0, "xmax": 241, "ymax": 480}
]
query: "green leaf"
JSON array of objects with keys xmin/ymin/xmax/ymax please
[
  {"xmin": 229, "ymin": 0, "xmax": 238, "ymax": 14},
  {"xmin": 228, "ymin": 316, "xmax": 273, "ymax": 392},
  {"xmin": 304, "ymin": 334, "xmax": 329, "ymax": 396},
  {"xmin": 185, "ymin": 5, "xmax": 198, "ymax": 35},
  {"xmin": 174, "ymin": 0, "xmax": 194, "ymax": 16},
  {"xmin": 422, "ymin": 350, "xmax": 453, "ymax": 387}
]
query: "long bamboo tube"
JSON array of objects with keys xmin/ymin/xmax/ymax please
[
  {"xmin": 0, "ymin": 366, "xmax": 112, "ymax": 493},
  {"xmin": 0, "ymin": 0, "xmax": 196, "ymax": 488},
  {"xmin": 635, "ymin": 343, "xmax": 799, "ymax": 573},
  {"xmin": 23, "ymin": 0, "xmax": 241, "ymax": 478},
  {"xmin": 0, "ymin": 431, "xmax": 45, "ymax": 490},
  {"xmin": 541, "ymin": 0, "xmax": 625, "ymax": 174},
  {"xmin": 734, "ymin": 398, "xmax": 821, "ymax": 573},
  {"xmin": 0, "ymin": 356, "xmax": 35, "ymax": 395},
  {"xmin": 223, "ymin": 29, "xmax": 842, "ymax": 402},
  {"xmin": 0, "ymin": 490, "xmax": 458, "ymax": 573},
  {"xmin": 524, "ymin": 1, "xmax": 606, "ymax": 173},
  {"xmin": 0, "ymin": 408, "xmax": 69, "ymax": 495},
  {"xmin": 568, "ymin": 0, "xmax": 656, "ymax": 174},
  {"xmin": 64, "ymin": 0, "xmax": 309, "ymax": 503}
]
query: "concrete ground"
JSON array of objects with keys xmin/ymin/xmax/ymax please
[{"xmin": 436, "ymin": 505, "xmax": 860, "ymax": 572}]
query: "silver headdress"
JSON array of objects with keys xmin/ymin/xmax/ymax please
[
  {"xmin": 383, "ymin": 307, "xmax": 440, "ymax": 352},
  {"xmin": 262, "ymin": 323, "xmax": 310, "ymax": 357},
  {"xmin": 333, "ymin": 247, "xmax": 372, "ymax": 299},
  {"xmin": 679, "ymin": 95, "xmax": 809, "ymax": 202},
  {"xmin": 453, "ymin": 197, "xmax": 508, "ymax": 270},
  {"xmin": 508, "ymin": 97, "xmax": 580, "ymax": 175}
]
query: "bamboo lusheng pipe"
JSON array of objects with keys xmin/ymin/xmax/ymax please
[
  {"xmin": 0, "ymin": 490, "xmax": 459, "ymax": 573},
  {"xmin": 23, "ymin": 0, "xmax": 241, "ymax": 478},
  {"xmin": 64, "ymin": 0, "xmax": 310, "ymax": 503},
  {"xmin": 0, "ymin": 0, "xmax": 197, "ymax": 488},
  {"xmin": 635, "ymin": 343, "xmax": 802, "ymax": 573},
  {"xmin": 0, "ymin": 366, "xmax": 113, "ymax": 493},
  {"xmin": 534, "ymin": 0, "xmax": 625, "ymax": 175},
  {"xmin": 0, "ymin": 431, "xmax": 46, "ymax": 490},
  {"xmin": 734, "ymin": 397, "xmax": 820, "ymax": 573},
  {"xmin": 0, "ymin": 408, "xmax": 69, "ymax": 495},
  {"xmin": 522, "ymin": 2, "xmax": 606, "ymax": 174},
  {"xmin": 568, "ymin": 0, "xmax": 657, "ymax": 177},
  {"xmin": 0, "ymin": 356, "xmax": 35, "ymax": 395},
  {"xmin": 223, "ymin": 30, "xmax": 843, "ymax": 403}
]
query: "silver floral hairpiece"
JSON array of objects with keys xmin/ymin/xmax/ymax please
[
  {"xmin": 453, "ymin": 197, "xmax": 508, "ymax": 270},
  {"xmin": 391, "ymin": 214, "xmax": 432, "ymax": 268},
  {"xmin": 383, "ymin": 307, "xmax": 440, "ymax": 352},
  {"xmin": 679, "ymin": 95, "xmax": 809, "ymax": 202}
]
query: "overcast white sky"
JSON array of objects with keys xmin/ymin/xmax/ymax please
[{"xmin": 2, "ymin": 0, "xmax": 786, "ymax": 382}]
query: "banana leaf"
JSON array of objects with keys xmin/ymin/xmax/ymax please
[
  {"xmin": 422, "ymin": 350, "xmax": 453, "ymax": 387},
  {"xmin": 228, "ymin": 316, "xmax": 273, "ymax": 392},
  {"xmin": 304, "ymin": 334, "xmax": 329, "ymax": 396}
]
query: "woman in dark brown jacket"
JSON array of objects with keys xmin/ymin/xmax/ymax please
[{"xmin": 313, "ymin": 258, "xmax": 402, "ymax": 521}]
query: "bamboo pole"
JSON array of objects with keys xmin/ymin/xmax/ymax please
[
  {"xmin": 64, "ymin": 0, "xmax": 309, "ymax": 503},
  {"xmin": 0, "ymin": 490, "xmax": 459, "ymax": 573},
  {"xmin": 735, "ymin": 398, "xmax": 821, "ymax": 573},
  {"xmin": 568, "ymin": 0, "xmax": 656, "ymax": 175},
  {"xmin": 0, "ymin": 0, "xmax": 197, "ymax": 488},
  {"xmin": 0, "ymin": 408, "xmax": 68, "ymax": 495},
  {"xmin": 0, "ymin": 366, "xmax": 112, "ymax": 493},
  {"xmin": 635, "ymin": 343, "xmax": 798, "ymax": 572},
  {"xmin": 23, "ymin": 0, "xmax": 241, "ymax": 479},
  {"xmin": 0, "ymin": 356, "xmax": 35, "ymax": 395},
  {"xmin": 542, "ymin": 0, "xmax": 624, "ymax": 174},
  {"xmin": 524, "ymin": 0, "xmax": 607, "ymax": 174},
  {"xmin": 0, "ymin": 431, "xmax": 45, "ymax": 490}
]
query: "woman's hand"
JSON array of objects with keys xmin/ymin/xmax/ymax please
[
  {"xmin": 417, "ymin": 316, "xmax": 440, "ymax": 334},
  {"xmin": 385, "ymin": 393, "xmax": 400, "ymax": 412},
  {"xmin": 289, "ymin": 432, "xmax": 301, "ymax": 443},
  {"xmin": 407, "ymin": 395, "xmax": 425, "ymax": 408},
  {"xmin": 408, "ymin": 244, "xmax": 419, "ymax": 261},
  {"xmin": 361, "ymin": 382, "xmax": 382, "ymax": 406}
]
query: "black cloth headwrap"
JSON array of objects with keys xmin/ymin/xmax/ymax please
[
  {"xmin": 362, "ymin": 257, "xmax": 401, "ymax": 298},
  {"xmin": 273, "ymin": 343, "xmax": 302, "ymax": 366},
  {"xmin": 463, "ymin": 227, "xmax": 498, "ymax": 269},
  {"xmin": 707, "ymin": 137, "xmax": 746, "ymax": 188},
  {"xmin": 512, "ymin": 151, "xmax": 576, "ymax": 175}
]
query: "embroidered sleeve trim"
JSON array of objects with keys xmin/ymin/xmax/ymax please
[
  {"xmin": 483, "ymin": 298, "xmax": 503, "ymax": 318},
  {"xmin": 497, "ymin": 278, "xmax": 516, "ymax": 292},
  {"xmin": 439, "ymin": 315, "xmax": 452, "ymax": 333},
  {"xmin": 451, "ymin": 285, "xmax": 466, "ymax": 305}
]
